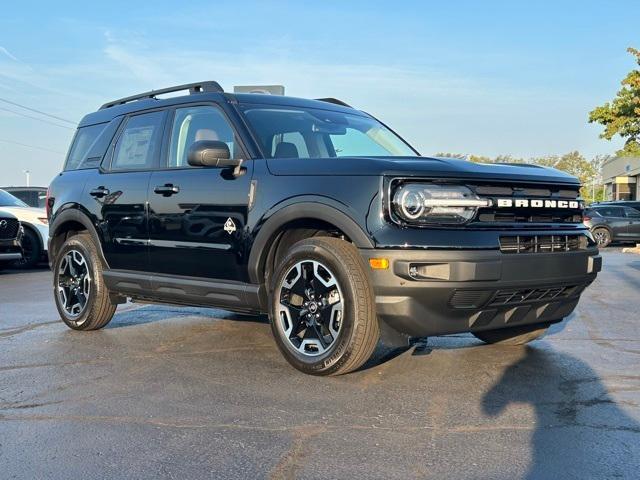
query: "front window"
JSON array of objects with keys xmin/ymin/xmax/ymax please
[
  {"xmin": 0, "ymin": 189, "xmax": 28, "ymax": 207},
  {"xmin": 168, "ymin": 105, "xmax": 241, "ymax": 168},
  {"xmin": 240, "ymin": 105, "xmax": 417, "ymax": 159}
]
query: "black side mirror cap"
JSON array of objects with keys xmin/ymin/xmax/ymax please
[{"xmin": 187, "ymin": 140, "xmax": 241, "ymax": 168}]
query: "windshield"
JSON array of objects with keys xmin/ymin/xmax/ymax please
[
  {"xmin": 0, "ymin": 189, "xmax": 28, "ymax": 207},
  {"xmin": 240, "ymin": 105, "xmax": 417, "ymax": 158}
]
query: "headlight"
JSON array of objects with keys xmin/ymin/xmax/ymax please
[{"xmin": 391, "ymin": 183, "xmax": 491, "ymax": 225}]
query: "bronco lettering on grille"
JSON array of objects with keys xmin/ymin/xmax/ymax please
[{"xmin": 496, "ymin": 199, "xmax": 581, "ymax": 209}]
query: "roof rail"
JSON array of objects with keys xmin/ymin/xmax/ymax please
[
  {"xmin": 315, "ymin": 98, "xmax": 352, "ymax": 108},
  {"xmin": 100, "ymin": 81, "xmax": 224, "ymax": 110}
]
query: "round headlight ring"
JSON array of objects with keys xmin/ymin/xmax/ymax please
[{"xmin": 398, "ymin": 187, "xmax": 425, "ymax": 220}]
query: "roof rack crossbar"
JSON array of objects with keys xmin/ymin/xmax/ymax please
[
  {"xmin": 100, "ymin": 81, "xmax": 224, "ymax": 110},
  {"xmin": 315, "ymin": 98, "xmax": 352, "ymax": 108}
]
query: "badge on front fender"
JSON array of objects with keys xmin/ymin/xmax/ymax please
[{"xmin": 224, "ymin": 218, "xmax": 236, "ymax": 234}]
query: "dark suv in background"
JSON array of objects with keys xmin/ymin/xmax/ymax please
[
  {"xmin": 583, "ymin": 205, "xmax": 640, "ymax": 247},
  {"xmin": 2, "ymin": 186, "xmax": 48, "ymax": 208},
  {"xmin": 590, "ymin": 200, "xmax": 640, "ymax": 212},
  {"xmin": 47, "ymin": 81, "xmax": 601, "ymax": 375}
]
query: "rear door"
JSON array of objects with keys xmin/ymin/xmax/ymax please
[
  {"xmin": 597, "ymin": 206, "xmax": 630, "ymax": 239},
  {"xmin": 147, "ymin": 103, "xmax": 253, "ymax": 281},
  {"xmin": 624, "ymin": 207, "xmax": 640, "ymax": 240},
  {"xmin": 94, "ymin": 110, "xmax": 167, "ymax": 271}
]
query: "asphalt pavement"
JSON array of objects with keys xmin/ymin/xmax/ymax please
[{"xmin": 0, "ymin": 249, "xmax": 639, "ymax": 479}]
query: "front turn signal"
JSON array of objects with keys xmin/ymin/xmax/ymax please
[{"xmin": 369, "ymin": 258, "xmax": 389, "ymax": 270}]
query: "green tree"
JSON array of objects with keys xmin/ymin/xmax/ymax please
[
  {"xmin": 589, "ymin": 47, "xmax": 640, "ymax": 157},
  {"xmin": 531, "ymin": 151, "xmax": 598, "ymax": 201}
]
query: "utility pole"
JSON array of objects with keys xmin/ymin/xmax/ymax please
[{"xmin": 23, "ymin": 170, "xmax": 30, "ymax": 187}]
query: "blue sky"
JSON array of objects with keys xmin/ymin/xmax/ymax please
[{"xmin": 1, "ymin": 0, "xmax": 638, "ymax": 186}]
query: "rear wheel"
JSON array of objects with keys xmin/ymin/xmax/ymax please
[
  {"xmin": 53, "ymin": 233, "xmax": 116, "ymax": 330},
  {"xmin": 472, "ymin": 322, "xmax": 552, "ymax": 345},
  {"xmin": 592, "ymin": 227, "xmax": 611, "ymax": 247},
  {"xmin": 269, "ymin": 237, "xmax": 379, "ymax": 375}
]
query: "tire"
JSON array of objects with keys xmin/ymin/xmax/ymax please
[
  {"xmin": 269, "ymin": 237, "xmax": 379, "ymax": 375},
  {"xmin": 53, "ymin": 233, "xmax": 116, "ymax": 331},
  {"xmin": 592, "ymin": 227, "xmax": 611, "ymax": 248},
  {"xmin": 13, "ymin": 227, "xmax": 41, "ymax": 268},
  {"xmin": 472, "ymin": 322, "xmax": 552, "ymax": 346}
]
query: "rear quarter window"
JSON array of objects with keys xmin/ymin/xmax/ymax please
[{"xmin": 64, "ymin": 123, "xmax": 108, "ymax": 170}]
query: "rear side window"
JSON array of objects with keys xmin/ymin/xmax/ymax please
[
  {"xmin": 111, "ymin": 111, "xmax": 165, "ymax": 171},
  {"xmin": 65, "ymin": 123, "xmax": 108, "ymax": 170},
  {"xmin": 624, "ymin": 207, "xmax": 640, "ymax": 218}
]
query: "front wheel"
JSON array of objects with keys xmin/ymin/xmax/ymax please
[
  {"xmin": 53, "ymin": 233, "xmax": 116, "ymax": 330},
  {"xmin": 269, "ymin": 237, "xmax": 379, "ymax": 376},
  {"xmin": 472, "ymin": 322, "xmax": 552, "ymax": 345},
  {"xmin": 14, "ymin": 228, "xmax": 41, "ymax": 268}
]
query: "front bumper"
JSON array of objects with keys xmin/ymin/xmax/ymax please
[
  {"xmin": 0, "ymin": 238, "xmax": 23, "ymax": 262},
  {"xmin": 360, "ymin": 247, "xmax": 601, "ymax": 337}
]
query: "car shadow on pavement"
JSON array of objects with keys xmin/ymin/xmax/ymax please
[{"xmin": 482, "ymin": 346, "xmax": 640, "ymax": 479}]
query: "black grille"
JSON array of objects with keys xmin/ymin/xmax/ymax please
[
  {"xmin": 449, "ymin": 290, "xmax": 491, "ymax": 309},
  {"xmin": 0, "ymin": 217, "xmax": 19, "ymax": 240},
  {"xmin": 499, "ymin": 235, "xmax": 589, "ymax": 254},
  {"xmin": 488, "ymin": 285, "xmax": 578, "ymax": 307},
  {"xmin": 469, "ymin": 182, "xmax": 582, "ymax": 225}
]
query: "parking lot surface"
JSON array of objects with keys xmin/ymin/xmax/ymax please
[{"xmin": 0, "ymin": 249, "xmax": 639, "ymax": 479}]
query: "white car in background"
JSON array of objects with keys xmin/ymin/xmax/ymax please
[{"xmin": 0, "ymin": 189, "xmax": 48, "ymax": 268}]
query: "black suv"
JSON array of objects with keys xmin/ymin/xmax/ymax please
[{"xmin": 48, "ymin": 81, "xmax": 601, "ymax": 375}]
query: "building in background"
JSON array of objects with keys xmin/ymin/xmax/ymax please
[{"xmin": 602, "ymin": 157, "xmax": 640, "ymax": 200}]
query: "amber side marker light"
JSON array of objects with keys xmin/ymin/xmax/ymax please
[{"xmin": 369, "ymin": 258, "xmax": 390, "ymax": 270}]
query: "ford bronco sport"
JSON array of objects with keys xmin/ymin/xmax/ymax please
[{"xmin": 47, "ymin": 81, "xmax": 601, "ymax": 375}]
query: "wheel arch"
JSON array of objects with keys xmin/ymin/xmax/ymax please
[
  {"xmin": 248, "ymin": 201, "xmax": 373, "ymax": 285},
  {"xmin": 19, "ymin": 222, "xmax": 45, "ymax": 251},
  {"xmin": 49, "ymin": 207, "xmax": 108, "ymax": 268}
]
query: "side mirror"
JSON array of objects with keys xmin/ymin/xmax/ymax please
[{"xmin": 187, "ymin": 140, "xmax": 240, "ymax": 168}]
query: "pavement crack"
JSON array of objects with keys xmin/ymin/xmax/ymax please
[
  {"xmin": 269, "ymin": 426, "xmax": 326, "ymax": 480},
  {"xmin": 0, "ymin": 320, "xmax": 59, "ymax": 338}
]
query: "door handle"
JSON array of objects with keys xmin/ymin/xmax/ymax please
[
  {"xmin": 154, "ymin": 184, "xmax": 180, "ymax": 196},
  {"xmin": 89, "ymin": 187, "xmax": 110, "ymax": 198}
]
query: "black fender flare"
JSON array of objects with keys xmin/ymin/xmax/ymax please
[
  {"xmin": 49, "ymin": 207, "xmax": 109, "ymax": 267},
  {"xmin": 247, "ymin": 201, "xmax": 374, "ymax": 284}
]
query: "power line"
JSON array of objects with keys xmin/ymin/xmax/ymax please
[
  {"xmin": 0, "ymin": 139, "xmax": 65, "ymax": 155},
  {"xmin": 0, "ymin": 106, "xmax": 75, "ymax": 130},
  {"xmin": 0, "ymin": 97, "xmax": 77, "ymax": 125}
]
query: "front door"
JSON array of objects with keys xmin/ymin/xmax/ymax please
[{"xmin": 147, "ymin": 104, "xmax": 253, "ymax": 282}]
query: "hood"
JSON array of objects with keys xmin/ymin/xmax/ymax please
[
  {"xmin": 0, "ymin": 206, "xmax": 47, "ymax": 224},
  {"xmin": 0, "ymin": 208, "xmax": 18, "ymax": 220},
  {"xmin": 266, "ymin": 156, "xmax": 580, "ymax": 185}
]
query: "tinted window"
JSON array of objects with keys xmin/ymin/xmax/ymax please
[
  {"xmin": 595, "ymin": 207, "xmax": 626, "ymax": 217},
  {"xmin": 65, "ymin": 123, "xmax": 108, "ymax": 170},
  {"xmin": 111, "ymin": 111, "xmax": 165, "ymax": 171},
  {"xmin": 168, "ymin": 106, "xmax": 240, "ymax": 168},
  {"xmin": 241, "ymin": 105, "xmax": 416, "ymax": 159},
  {"xmin": 10, "ymin": 190, "xmax": 46, "ymax": 208},
  {"xmin": 0, "ymin": 189, "xmax": 28, "ymax": 207},
  {"xmin": 624, "ymin": 207, "xmax": 640, "ymax": 218}
]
